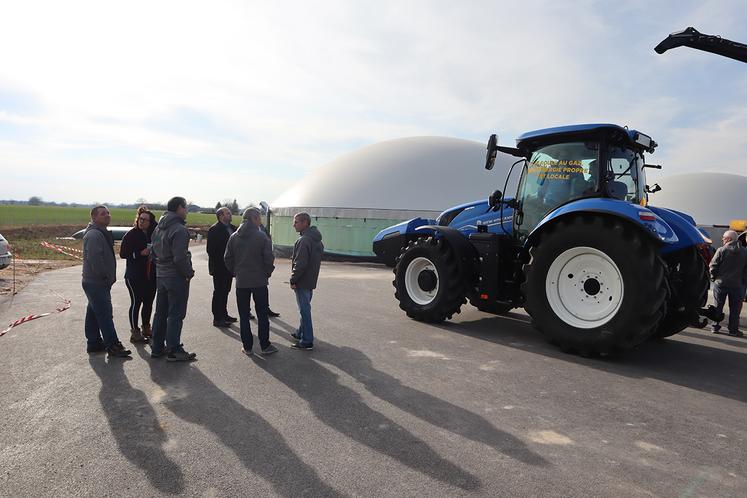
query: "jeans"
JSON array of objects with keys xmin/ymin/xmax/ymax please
[
  {"xmin": 294, "ymin": 288, "xmax": 314, "ymax": 345},
  {"xmin": 151, "ymin": 277, "xmax": 190, "ymax": 353},
  {"xmin": 211, "ymin": 273, "xmax": 233, "ymax": 321},
  {"xmin": 713, "ymin": 283, "xmax": 745, "ymax": 333},
  {"xmin": 236, "ymin": 286, "xmax": 270, "ymax": 350},
  {"xmin": 82, "ymin": 282, "xmax": 120, "ymax": 347}
]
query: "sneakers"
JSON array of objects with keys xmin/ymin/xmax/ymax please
[
  {"xmin": 107, "ymin": 342, "xmax": 132, "ymax": 358},
  {"xmin": 728, "ymin": 330, "xmax": 744, "ymax": 338},
  {"xmin": 260, "ymin": 344, "xmax": 279, "ymax": 355},
  {"xmin": 267, "ymin": 309, "xmax": 281, "ymax": 318},
  {"xmin": 167, "ymin": 346, "xmax": 197, "ymax": 362},
  {"xmin": 242, "ymin": 347, "xmax": 253, "ymax": 356},
  {"xmin": 130, "ymin": 328, "xmax": 149, "ymax": 344},
  {"xmin": 291, "ymin": 332, "xmax": 301, "ymax": 341},
  {"xmin": 711, "ymin": 323, "xmax": 721, "ymax": 333},
  {"xmin": 150, "ymin": 349, "xmax": 166, "ymax": 358},
  {"xmin": 141, "ymin": 323, "xmax": 152, "ymax": 338},
  {"xmin": 226, "ymin": 315, "xmax": 238, "ymax": 323},
  {"xmin": 290, "ymin": 342, "xmax": 313, "ymax": 351},
  {"xmin": 213, "ymin": 320, "xmax": 231, "ymax": 328},
  {"xmin": 87, "ymin": 342, "xmax": 106, "ymax": 353}
]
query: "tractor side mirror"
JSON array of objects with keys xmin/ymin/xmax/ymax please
[
  {"xmin": 488, "ymin": 189, "xmax": 503, "ymax": 208},
  {"xmin": 485, "ymin": 134, "xmax": 498, "ymax": 170},
  {"xmin": 645, "ymin": 183, "xmax": 662, "ymax": 194}
]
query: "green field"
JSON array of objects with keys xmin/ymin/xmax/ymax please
[{"xmin": 0, "ymin": 204, "xmax": 217, "ymax": 227}]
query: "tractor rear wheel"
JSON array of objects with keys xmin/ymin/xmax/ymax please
[
  {"xmin": 654, "ymin": 247, "xmax": 709, "ymax": 338},
  {"xmin": 523, "ymin": 216, "xmax": 668, "ymax": 355},
  {"xmin": 394, "ymin": 237, "xmax": 467, "ymax": 322}
]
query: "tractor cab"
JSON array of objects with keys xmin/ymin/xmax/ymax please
[{"xmin": 487, "ymin": 124, "xmax": 657, "ymax": 240}]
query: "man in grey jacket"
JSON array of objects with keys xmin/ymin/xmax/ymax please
[
  {"xmin": 82, "ymin": 205, "xmax": 131, "ymax": 357},
  {"xmin": 709, "ymin": 229, "xmax": 747, "ymax": 337},
  {"xmin": 150, "ymin": 196, "xmax": 197, "ymax": 361},
  {"xmin": 224, "ymin": 207, "xmax": 277, "ymax": 355},
  {"xmin": 289, "ymin": 212, "xmax": 323, "ymax": 350}
]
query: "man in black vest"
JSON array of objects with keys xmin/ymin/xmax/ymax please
[{"xmin": 207, "ymin": 207, "xmax": 242, "ymax": 327}]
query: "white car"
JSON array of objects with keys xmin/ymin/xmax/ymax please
[{"xmin": 0, "ymin": 233, "xmax": 11, "ymax": 270}]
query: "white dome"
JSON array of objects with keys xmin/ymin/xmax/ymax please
[
  {"xmin": 273, "ymin": 136, "xmax": 519, "ymax": 213},
  {"xmin": 649, "ymin": 173, "xmax": 747, "ymax": 226}
]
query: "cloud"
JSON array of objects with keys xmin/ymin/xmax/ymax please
[{"xmin": 1, "ymin": 0, "xmax": 746, "ymax": 205}]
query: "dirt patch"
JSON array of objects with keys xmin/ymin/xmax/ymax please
[
  {"xmin": 0, "ymin": 224, "xmax": 85, "ymax": 240},
  {"xmin": 0, "ymin": 258, "xmax": 81, "ymax": 297}
]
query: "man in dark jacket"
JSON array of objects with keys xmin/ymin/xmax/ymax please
[
  {"xmin": 150, "ymin": 196, "xmax": 197, "ymax": 361},
  {"xmin": 709, "ymin": 229, "xmax": 747, "ymax": 337},
  {"xmin": 207, "ymin": 207, "xmax": 238, "ymax": 327},
  {"xmin": 82, "ymin": 205, "xmax": 131, "ymax": 357},
  {"xmin": 289, "ymin": 212, "xmax": 323, "ymax": 350},
  {"xmin": 224, "ymin": 208, "xmax": 277, "ymax": 355}
]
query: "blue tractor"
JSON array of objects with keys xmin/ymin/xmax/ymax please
[{"xmin": 373, "ymin": 124, "xmax": 717, "ymax": 355}]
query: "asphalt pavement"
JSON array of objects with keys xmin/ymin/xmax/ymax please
[{"xmin": 0, "ymin": 244, "xmax": 745, "ymax": 497}]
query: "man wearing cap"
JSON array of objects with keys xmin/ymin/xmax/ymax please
[
  {"xmin": 224, "ymin": 207, "xmax": 278, "ymax": 355},
  {"xmin": 710, "ymin": 229, "xmax": 747, "ymax": 337}
]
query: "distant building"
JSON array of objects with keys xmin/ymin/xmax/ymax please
[{"xmin": 269, "ymin": 136, "xmax": 518, "ymax": 258}]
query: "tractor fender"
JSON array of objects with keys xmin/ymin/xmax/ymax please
[
  {"xmin": 647, "ymin": 206, "xmax": 710, "ymax": 254},
  {"xmin": 415, "ymin": 225, "xmax": 480, "ymax": 283},
  {"xmin": 373, "ymin": 217, "xmax": 436, "ymax": 266},
  {"xmin": 525, "ymin": 198, "xmax": 679, "ymax": 249}
]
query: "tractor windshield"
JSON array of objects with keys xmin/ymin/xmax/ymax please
[{"xmin": 516, "ymin": 142, "xmax": 599, "ymax": 235}]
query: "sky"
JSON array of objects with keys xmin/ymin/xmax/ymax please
[{"xmin": 1, "ymin": 0, "xmax": 746, "ymax": 208}]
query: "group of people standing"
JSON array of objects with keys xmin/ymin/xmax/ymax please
[{"xmin": 81, "ymin": 196, "xmax": 324, "ymax": 360}]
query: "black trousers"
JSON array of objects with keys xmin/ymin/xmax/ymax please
[
  {"xmin": 124, "ymin": 277, "xmax": 156, "ymax": 330},
  {"xmin": 212, "ymin": 273, "xmax": 233, "ymax": 320}
]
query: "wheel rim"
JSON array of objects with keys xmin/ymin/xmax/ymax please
[
  {"xmin": 405, "ymin": 257, "xmax": 439, "ymax": 305},
  {"xmin": 545, "ymin": 246, "xmax": 624, "ymax": 329}
]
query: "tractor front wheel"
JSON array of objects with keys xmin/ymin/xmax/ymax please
[{"xmin": 394, "ymin": 237, "xmax": 467, "ymax": 322}]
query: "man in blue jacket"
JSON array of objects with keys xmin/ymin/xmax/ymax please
[
  {"xmin": 289, "ymin": 212, "xmax": 323, "ymax": 350},
  {"xmin": 82, "ymin": 205, "xmax": 131, "ymax": 357},
  {"xmin": 150, "ymin": 196, "xmax": 197, "ymax": 361}
]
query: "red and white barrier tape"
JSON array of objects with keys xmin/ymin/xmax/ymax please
[
  {"xmin": 1, "ymin": 299, "xmax": 72, "ymax": 337},
  {"xmin": 40, "ymin": 241, "xmax": 83, "ymax": 260}
]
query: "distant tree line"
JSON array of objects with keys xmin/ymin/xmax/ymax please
[{"xmin": 0, "ymin": 196, "xmax": 204, "ymax": 213}]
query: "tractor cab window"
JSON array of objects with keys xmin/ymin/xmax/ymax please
[
  {"xmin": 605, "ymin": 147, "xmax": 644, "ymax": 204},
  {"xmin": 517, "ymin": 142, "xmax": 599, "ymax": 235}
]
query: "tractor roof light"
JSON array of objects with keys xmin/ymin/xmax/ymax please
[{"xmin": 634, "ymin": 132, "xmax": 657, "ymax": 152}]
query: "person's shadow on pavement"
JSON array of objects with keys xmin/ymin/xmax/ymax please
[
  {"xmin": 135, "ymin": 348, "xmax": 344, "ymax": 497},
  {"xmin": 89, "ymin": 354, "xmax": 185, "ymax": 495},
  {"xmin": 268, "ymin": 319, "xmax": 547, "ymax": 467},
  {"xmin": 218, "ymin": 322, "xmax": 478, "ymax": 492}
]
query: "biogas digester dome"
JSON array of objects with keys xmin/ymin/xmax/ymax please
[{"xmin": 270, "ymin": 136, "xmax": 518, "ymax": 257}]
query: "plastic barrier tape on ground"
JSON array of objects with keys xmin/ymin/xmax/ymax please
[
  {"xmin": 40, "ymin": 241, "xmax": 83, "ymax": 260},
  {"xmin": 1, "ymin": 299, "xmax": 72, "ymax": 337}
]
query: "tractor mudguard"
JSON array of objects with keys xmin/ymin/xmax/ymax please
[
  {"xmin": 373, "ymin": 217, "xmax": 436, "ymax": 267},
  {"xmin": 525, "ymin": 198, "xmax": 678, "ymax": 248},
  {"xmin": 647, "ymin": 206, "xmax": 710, "ymax": 254},
  {"xmin": 415, "ymin": 225, "xmax": 480, "ymax": 280}
]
